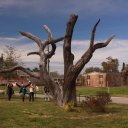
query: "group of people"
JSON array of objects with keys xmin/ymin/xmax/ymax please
[
  {"xmin": 6, "ymin": 81, "xmax": 50, "ymax": 102},
  {"xmin": 7, "ymin": 81, "xmax": 37, "ymax": 102}
]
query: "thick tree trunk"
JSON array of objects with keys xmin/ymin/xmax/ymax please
[
  {"xmin": 40, "ymin": 66, "xmax": 63, "ymax": 106},
  {"xmin": 62, "ymin": 14, "xmax": 78, "ymax": 105},
  {"xmin": 62, "ymin": 14, "xmax": 114, "ymax": 106},
  {"xmin": 63, "ymin": 80, "xmax": 77, "ymax": 105}
]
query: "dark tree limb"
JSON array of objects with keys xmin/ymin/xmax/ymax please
[
  {"xmin": 73, "ymin": 35, "xmax": 115, "ymax": 75},
  {"xmin": 51, "ymin": 37, "xmax": 64, "ymax": 43},
  {"xmin": 43, "ymin": 37, "xmax": 64, "ymax": 59},
  {"xmin": 20, "ymin": 32, "xmax": 43, "ymax": 48},
  {"xmin": 64, "ymin": 14, "xmax": 78, "ymax": 75},
  {"xmin": 93, "ymin": 35, "xmax": 115, "ymax": 51},
  {"xmin": 73, "ymin": 49, "xmax": 92, "ymax": 74},
  {"xmin": 45, "ymin": 43, "xmax": 56, "ymax": 59},
  {"xmin": 27, "ymin": 52, "xmax": 40, "ymax": 56},
  {"xmin": 0, "ymin": 66, "xmax": 40, "ymax": 78},
  {"xmin": 90, "ymin": 19, "xmax": 100, "ymax": 48},
  {"xmin": 44, "ymin": 37, "xmax": 64, "ymax": 47},
  {"xmin": 62, "ymin": 14, "xmax": 78, "ymax": 105}
]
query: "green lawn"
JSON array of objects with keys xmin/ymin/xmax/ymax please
[
  {"xmin": 77, "ymin": 86, "xmax": 128, "ymax": 96},
  {"xmin": 0, "ymin": 96, "xmax": 128, "ymax": 128}
]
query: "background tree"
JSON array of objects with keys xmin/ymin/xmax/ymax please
[
  {"xmin": 85, "ymin": 67, "xmax": 102, "ymax": 73},
  {"xmin": 32, "ymin": 67, "xmax": 39, "ymax": 72},
  {"xmin": 26, "ymin": 68, "xmax": 32, "ymax": 71},
  {"xmin": 0, "ymin": 14, "xmax": 114, "ymax": 106},
  {"xmin": 0, "ymin": 45, "xmax": 23, "ymax": 79},
  {"xmin": 0, "ymin": 54, "xmax": 4, "ymax": 69},
  {"xmin": 121, "ymin": 63, "xmax": 128, "ymax": 85},
  {"xmin": 101, "ymin": 56, "xmax": 119, "ymax": 73}
]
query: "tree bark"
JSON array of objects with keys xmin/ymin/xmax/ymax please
[
  {"xmin": 0, "ymin": 14, "xmax": 115, "ymax": 107},
  {"xmin": 62, "ymin": 14, "xmax": 78, "ymax": 105}
]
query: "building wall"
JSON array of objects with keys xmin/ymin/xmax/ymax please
[
  {"xmin": 82, "ymin": 72, "xmax": 122, "ymax": 87},
  {"xmin": 83, "ymin": 72, "xmax": 106, "ymax": 87}
]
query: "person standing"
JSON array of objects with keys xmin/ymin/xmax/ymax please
[
  {"xmin": 16, "ymin": 81, "xmax": 31, "ymax": 102},
  {"xmin": 29, "ymin": 83, "xmax": 35, "ymax": 102},
  {"xmin": 34, "ymin": 85, "xmax": 39, "ymax": 98},
  {"xmin": 44, "ymin": 86, "xmax": 50, "ymax": 101},
  {"xmin": 19, "ymin": 83, "xmax": 27, "ymax": 102},
  {"xmin": 7, "ymin": 82, "xmax": 14, "ymax": 101}
]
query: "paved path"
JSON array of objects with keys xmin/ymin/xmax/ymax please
[
  {"xmin": 12, "ymin": 94, "xmax": 128, "ymax": 104},
  {"xmin": 77, "ymin": 95, "xmax": 128, "ymax": 104},
  {"xmin": 1, "ymin": 90, "xmax": 128, "ymax": 104},
  {"xmin": 111, "ymin": 97, "xmax": 128, "ymax": 104}
]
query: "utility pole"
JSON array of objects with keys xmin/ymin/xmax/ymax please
[{"xmin": 47, "ymin": 45, "xmax": 50, "ymax": 74}]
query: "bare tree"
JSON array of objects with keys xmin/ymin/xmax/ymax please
[
  {"xmin": 0, "ymin": 14, "xmax": 114, "ymax": 106},
  {"xmin": 0, "ymin": 45, "xmax": 23, "ymax": 79},
  {"xmin": 121, "ymin": 63, "xmax": 128, "ymax": 85}
]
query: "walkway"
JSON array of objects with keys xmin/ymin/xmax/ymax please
[
  {"xmin": 111, "ymin": 96, "xmax": 128, "ymax": 104},
  {"xmin": 0, "ymin": 90, "xmax": 128, "ymax": 104},
  {"xmin": 10, "ymin": 93, "xmax": 128, "ymax": 104}
]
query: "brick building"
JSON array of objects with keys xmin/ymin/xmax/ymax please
[{"xmin": 82, "ymin": 72, "xmax": 122, "ymax": 87}]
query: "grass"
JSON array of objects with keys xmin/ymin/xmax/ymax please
[
  {"xmin": 0, "ymin": 96, "xmax": 128, "ymax": 128},
  {"xmin": 108, "ymin": 86, "xmax": 128, "ymax": 96},
  {"xmin": 76, "ymin": 86, "xmax": 128, "ymax": 96},
  {"xmin": 1, "ymin": 85, "xmax": 128, "ymax": 96}
]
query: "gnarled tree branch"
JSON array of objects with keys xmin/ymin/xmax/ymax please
[
  {"xmin": 20, "ymin": 32, "xmax": 43, "ymax": 48},
  {"xmin": 0, "ymin": 66, "xmax": 40, "ymax": 79},
  {"xmin": 73, "ymin": 36, "xmax": 115, "ymax": 76},
  {"xmin": 43, "ymin": 25, "xmax": 53, "ymax": 40},
  {"xmin": 44, "ymin": 37, "xmax": 64, "ymax": 59},
  {"xmin": 93, "ymin": 35, "xmax": 115, "ymax": 51},
  {"xmin": 44, "ymin": 37, "xmax": 64, "ymax": 47},
  {"xmin": 27, "ymin": 52, "xmax": 40, "ymax": 56},
  {"xmin": 90, "ymin": 19, "xmax": 100, "ymax": 48},
  {"xmin": 45, "ymin": 43, "xmax": 56, "ymax": 59}
]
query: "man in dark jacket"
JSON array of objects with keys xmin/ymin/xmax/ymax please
[{"xmin": 7, "ymin": 82, "xmax": 14, "ymax": 101}]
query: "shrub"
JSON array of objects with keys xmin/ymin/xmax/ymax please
[
  {"xmin": 81, "ymin": 91, "xmax": 111, "ymax": 112},
  {"xmin": 64, "ymin": 102, "xmax": 74, "ymax": 112}
]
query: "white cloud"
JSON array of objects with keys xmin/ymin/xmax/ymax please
[
  {"xmin": 0, "ymin": 36, "xmax": 128, "ymax": 73},
  {"xmin": 0, "ymin": 36, "xmax": 25, "ymax": 51}
]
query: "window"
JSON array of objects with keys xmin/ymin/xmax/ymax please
[
  {"xmin": 99, "ymin": 81, "xmax": 103, "ymax": 84},
  {"xmin": 87, "ymin": 75, "xmax": 90, "ymax": 79},
  {"xmin": 99, "ymin": 75, "xmax": 103, "ymax": 78}
]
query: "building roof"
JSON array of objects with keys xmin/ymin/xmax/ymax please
[{"xmin": 84, "ymin": 71, "xmax": 106, "ymax": 75}]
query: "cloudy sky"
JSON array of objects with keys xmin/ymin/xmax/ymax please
[{"xmin": 0, "ymin": 0, "xmax": 128, "ymax": 73}]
